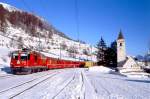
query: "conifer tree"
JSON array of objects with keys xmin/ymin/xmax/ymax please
[
  {"xmin": 111, "ymin": 41, "xmax": 117, "ymax": 52},
  {"xmin": 105, "ymin": 41, "xmax": 117, "ymax": 67},
  {"xmin": 97, "ymin": 37, "xmax": 107, "ymax": 65}
]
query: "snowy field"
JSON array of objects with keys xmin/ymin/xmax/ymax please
[
  {"xmin": 0, "ymin": 67, "xmax": 150, "ymax": 99},
  {"xmin": 0, "ymin": 47, "xmax": 150, "ymax": 99}
]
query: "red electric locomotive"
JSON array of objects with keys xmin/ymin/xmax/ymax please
[{"xmin": 10, "ymin": 49, "xmax": 85, "ymax": 74}]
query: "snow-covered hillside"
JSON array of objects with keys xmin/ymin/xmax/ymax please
[
  {"xmin": 0, "ymin": 2, "xmax": 97, "ymax": 61},
  {"xmin": 0, "ymin": 2, "xmax": 20, "ymax": 12}
]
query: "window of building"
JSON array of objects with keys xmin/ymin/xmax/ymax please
[{"xmin": 120, "ymin": 43, "xmax": 122, "ymax": 46}]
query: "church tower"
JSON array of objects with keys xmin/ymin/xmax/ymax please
[{"xmin": 117, "ymin": 30, "xmax": 126, "ymax": 66}]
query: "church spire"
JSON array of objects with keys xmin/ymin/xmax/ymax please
[
  {"xmin": 117, "ymin": 29, "xmax": 126, "ymax": 66},
  {"xmin": 117, "ymin": 30, "xmax": 124, "ymax": 40}
]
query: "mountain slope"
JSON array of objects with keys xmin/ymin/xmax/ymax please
[
  {"xmin": 0, "ymin": 2, "xmax": 70, "ymax": 39},
  {"xmin": 0, "ymin": 2, "xmax": 97, "ymax": 61}
]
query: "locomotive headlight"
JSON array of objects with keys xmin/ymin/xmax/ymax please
[{"xmin": 17, "ymin": 60, "xmax": 20, "ymax": 64}]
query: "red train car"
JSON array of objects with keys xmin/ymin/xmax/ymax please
[{"xmin": 10, "ymin": 49, "xmax": 85, "ymax": 74}]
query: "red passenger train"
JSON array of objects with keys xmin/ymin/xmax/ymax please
[{"xmin": 10, "ymin": 49, "xmax": 85, "ymax": 74}]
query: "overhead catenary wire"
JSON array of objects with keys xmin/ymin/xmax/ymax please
[
  {"xmin": 20, "ymin": 0, "xmax": 37, "ymax": 67},
  {"xmin": 74, "ymin": 0, "xmax": 81, "ymax": 60},
  {"xmin": 42, "ymin": 0, "xmax": 62, "ymax": 59},
  {"xmin": 21, "ymin": 0, "xmax": 42, "ymax": 54},
  {"xmin": 24, "ymin": 0, "xmax": 62, "ymax": 59},
  {"xmin": 75, "ymin": 0, "xmax": 80, "ymax": 42},
  {"xmin": 21, "ymin": 0, "xmax": 82, "ymax": 60},
  {"xmin": 0, "ymin": 0, "xmax": 86, "ymax": 61}
]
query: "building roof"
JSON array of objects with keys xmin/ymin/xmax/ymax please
[{"xmin": 117, "ymin": 30, "xmax": 124, "ymax": 40}]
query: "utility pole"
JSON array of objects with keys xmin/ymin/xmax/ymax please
[
  {"xmin": 60, "ymin": 42, "xmax": 61, "ymax": 59},
  {"xmin": 75, "ymin": 0, "xmax": 80, "ymax": 61},
  {"xmin": 38, "ymin": 32, "xmax": 41, "ymax": 52},
  {"xmin": 58, "ymin": 34, "xmax": 61, "ymax": 59},
  {"xmin": 91, "ymin": 45, "xmax": 92, "ymax": 61}
]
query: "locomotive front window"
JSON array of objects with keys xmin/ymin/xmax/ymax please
[
  {"xmin": 12, "ymin": 53, "xmax": 18, "ymax": 60},
  {"xmin": 21, "ymin": 54, "xmax": 30, "ymax": 61}
]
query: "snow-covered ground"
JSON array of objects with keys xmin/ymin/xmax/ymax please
[
  {"xmin": 0, "ymin": 66, "xmax": 150, "ymax": 99},
  {"xmin": 88, "ymin": 66, "xmax": 115, "ymax": 73},
  {"xmin": 0, "ymin": 47, "xmax": 12, "ymax": 75},
  {"xmin": 0, "ymin": 46, "xmax": 150, "ymax": 99},
  {"xmin": 86, "ymin": 69, "xmax": 150, "ymax": 99}
]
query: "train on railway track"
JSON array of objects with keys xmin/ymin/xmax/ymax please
[{"xmin": 10, "ymin": 49, "xmax": 87, "ymax": 74}]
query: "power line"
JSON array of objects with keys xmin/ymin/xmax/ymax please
[
  {"xmin": 20, "ymin": 0, "xmax": 42, "ymax": 53},
  {"xmin": 75, "ymin": 0, "xmax": 81, "ymax": 60},
  {"xmin": 11, "ymin": 0, "xmax": 86, "ymax": 61},
  {"xmin": 75, "ymin": 0, "xmax": 80, "ymax": 42}
]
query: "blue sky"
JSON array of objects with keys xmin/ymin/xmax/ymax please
[{"xmin": 0, "ymin": 0, "xmax": 150, "ymax": 56}]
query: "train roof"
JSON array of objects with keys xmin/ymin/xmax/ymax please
[
  {"xmin": 40, "ymin": 51, "xmax": 85, "ymax": 62},
  {"xmin": 12, "ymin": 49, "xmax": 87, "ymax": 62}
]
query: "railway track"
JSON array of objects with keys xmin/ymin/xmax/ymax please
[
  {"xmin": 0, "ymin": 70, "xmax": 62, "ymax": 98},
  {"xmin": 0, "ymin": 73, "xmax": 52, "ymax": 94},
  {"xmin": 52, "ymin": 71, "xmax": 86, "ymax": 99},
  {"xmin": 52, "ymin": 73, "xmax": 76, "ymax": 99},
  {"xmin": 0, "ymin": 74, "xmax": 18, "ymax": 79},
  {"xmin": 0, "ymin": 74, "xmax": 14, "ymax": 78},
  {"xmin": 89, "ymin": 75, "xmax": 112, "ymax": 96},
  {"xmin": 0, "ymin": 69, "xmax": 63, "ymax": 80},
  {"xmin": 0, "ymin": 69, "xmax": 100, "ymax": 99},
  {"xmin": 9, "ymin": 71, "xmax": 61, "ymax": 99},
  {"xmin": 81, "ymin": 72, "xmax": 85, "ymax": 99},
  {"xmin": 82, "ymin": 72, "xmax": 99, "ymax": 99}
]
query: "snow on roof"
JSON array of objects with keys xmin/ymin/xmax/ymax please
[{"xmin": 123, "ymin": 56, "xmax": 139, "ymax": 68}]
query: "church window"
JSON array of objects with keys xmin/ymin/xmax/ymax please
[{"xmin": 120, "ymin": 43, "xmax": 122, "ymax": 46}]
